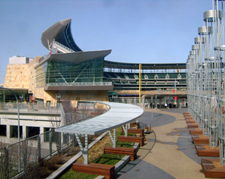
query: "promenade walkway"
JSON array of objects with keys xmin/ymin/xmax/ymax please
[{"xmin": 117, "ymin": 108, "xmax": 218, "ymax": 179}]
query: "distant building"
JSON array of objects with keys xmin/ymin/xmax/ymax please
[{"xmin": 9, "ymin": 56, "xmax": 33, "ymax": 64}]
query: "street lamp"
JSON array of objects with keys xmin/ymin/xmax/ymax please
[
  {"xmin": 0, "ymin": 87, "xmax": 20, "ymax": 171},
  {"xmin": 56, "ymin": 94, "xmax": 61, "ymax": 107}
]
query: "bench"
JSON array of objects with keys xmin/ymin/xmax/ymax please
[
  {"xmin": 128, "ymin": 129, "xmax": 144, "ymax": 137},
  {"xmin": 189, "ymin": 128, "xmax": 202, "ymax": 135},
  {"xmin": 184, "ymin": 114, "xmax": 192, "ymax": 118},
  {"xmin": 187, "ymin": 123, "xmax": 198, "ymax": 128},
  {"xmin": 192, "ymin": 135, "xmax": 209, "ymax": 144},
  {"xmin": 73, "ymin": 162, "xmax": 115, "ymax": 179},
  {"xmin": 104, "ymin": 146, "xmax": 137, "ymax": 161},
  {"xmin": 186, "ymin": 120, "xmax": 195, "ymax": 124},
  {"xmin": 122, "ymin": 128, "xmax": 144, "ymax": 137},
  {"xmin": 118, "ymin": 136, "xmax": 144, "ymax": 146},
  {"xmin": 130, "ymin": 122, "xmax": 139, "ymax": 129}
]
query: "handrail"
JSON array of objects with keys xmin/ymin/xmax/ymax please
[{"xmin": 46, "ymin": 82, "xmax": 112, "ymax": 86}]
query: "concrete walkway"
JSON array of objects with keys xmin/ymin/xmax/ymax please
[{"xmin": 117, "ymin": 108, "xmax": 217, "ymax": 179}]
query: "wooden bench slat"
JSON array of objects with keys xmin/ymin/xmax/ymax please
[
  {"xmin": 128, "ymin": 129, "xmax": 144, "ymax": 137},
  {"xmin": 73, "ymin": 162, "xmax": 115, "ymax": 179},
  {"xmin": 104, "ymin": 146, "xmax": 137, "ymax": 161},
  {"xmin": 118, "ymin": 136, "xmax": 144, "ymax": 146}
]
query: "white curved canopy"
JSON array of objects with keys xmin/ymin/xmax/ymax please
[{"xmin": 55, "ymin": 102, "xmax": 144, "ymax": 135}]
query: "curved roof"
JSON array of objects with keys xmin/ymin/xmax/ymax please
[
  {"xmin": 36, "ymin": 49, "xmax": 111, "ymax": 68},
  {"xmin": 55, "ymin": 101, "xmax": 144, "ymax": 135},
  {"xmin": 40, "ymin": 18, "xmax": 185, "ymax": 70},
  {"xmin": 41, "ymin": 18, "xmax": 82, "ymax": 52},
  {"xmin": 38, "ymin": 18, "xmax": 112, "ymax": 67}
]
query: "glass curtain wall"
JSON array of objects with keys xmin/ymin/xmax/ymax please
[{"xmin": 36, "ymin": 58, "xmax": 104, "ymax": 87}]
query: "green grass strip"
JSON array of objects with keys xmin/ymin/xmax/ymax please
[
  {"xmin": 92, "ymin": 153, "xmax": 124, "ymax": 165},
  {"xmin": 59, "ymin": 168, "xmax": 98, "ymax": 179},
  {"xmin": 60, "ymin": 153, "xmax": 124, "ymax": 179}
]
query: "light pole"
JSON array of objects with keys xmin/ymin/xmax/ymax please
[
  {"xmin": 56, "ymin": 94, "xmax": 61, "ymax": 107},
  {"xmin": 0, "ymin": 87, "xmax": 20, "ymax": 171},
  {"xmin": 151, "ymin": 96, "xmax": 153, "ymax": 118},
  {"xmin": 174, "ymin": 79, "xmax": 176, "ymax": 93}
]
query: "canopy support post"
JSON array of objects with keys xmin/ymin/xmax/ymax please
[
  {"xmin": 75, "ymin": 134, "xmax": 89, "ymax": 164},
  {"xmin": 108, "ymin": 129, "xmax": 116, "ymax": 148},
  {"xmin": 122, "ymin": 125, "xmax": 128, "ymax": 137}
]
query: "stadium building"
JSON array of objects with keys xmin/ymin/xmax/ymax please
[{"xmin": 3, "ymin": 18, "xmax": 187, "ymax": 108}]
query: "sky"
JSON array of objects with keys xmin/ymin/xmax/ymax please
[{"xmin": 0, "ymin": 0, "xmax": 213, "ymax": 84}]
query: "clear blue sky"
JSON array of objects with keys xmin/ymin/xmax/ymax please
[{"xmin": 0, "ymin": 0, "xmax": 212, "ymax": 83}]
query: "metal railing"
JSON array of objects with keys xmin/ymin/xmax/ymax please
[
  {"xmin": 109, "ymin": 97, "xmax": 146, "ymax": 105},
  {"xmin": 46, "ymin": 81, "xmax": 112, "ymax": 87},
  {"xmin": 0, "ymin": 129, "xmax": 75, "ymax": 179},
  {"xmin": 149, "ymin": 90, "xmax": 187, "ymax": 95},
  {"xmin": 0, "ymin": 101, "xmax": 108, "ymax": 178},
  {"xmin": 0, "ymin": 102, "xmax": 60, "ymax": 114}
]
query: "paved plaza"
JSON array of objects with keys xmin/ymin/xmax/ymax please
[{"xmin": 117, "ymin": 108, "xmax": 218, "ymax": 179}]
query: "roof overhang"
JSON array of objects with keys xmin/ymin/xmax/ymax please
[
  {"xmin": 44, "ymin": 85, "xmax": 114, "ymax": 91},
  {"xmin": 1, "ymin": 88, "xmax": 28, "ymax": 91},
  {"xmin": 35, "ymin": 49, "xmax": 112, "ymax": 68},
  {"xmin": 0, "ymin": 88, "xmax": 29, "ymax": 93}
]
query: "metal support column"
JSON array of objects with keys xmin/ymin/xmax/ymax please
[
  {"xmin": 122, "ymin": 125, "xmax": 128, "ymax": 137},
  {"xmin": 75, "ymin": 133, "xmax": 89, "ymax": 165},
  {"xmin": 139, "ymin": 64, "xmax": 142, "ymax": 103},
  {"xmin": 108, "ymin": 129, "xmax": 116, "ymax": 148}
]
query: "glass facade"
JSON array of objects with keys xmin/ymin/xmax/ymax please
[{"xmin": 36, "ymin": 58, "xmax": 104, "ymax": 87}]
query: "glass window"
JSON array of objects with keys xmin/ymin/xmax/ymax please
[{"xmin": 35, "ymin": 58, "xmax": 104, "ymax": 87}]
